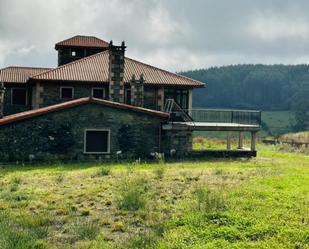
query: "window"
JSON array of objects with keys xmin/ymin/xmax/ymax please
[
  {"xmin": 125, "ymin": 88, "xmax": 131, "ymax": 105},
  {"xmin": 11, "ymin": 88, "xmax": 27, "ymax": 106},
  {"xmin": 92, "ymin": 88, "xmax": 105, "ymax": 99},
  {"xmin": 71, "ymin": 49, "xmax": 84, "ymax": 58},
  {"xmin": 60, "ymin": 87, "xmax": 74, "ymax": 99},
  {"xmin": 164, "ymin": 89, "xmax": 188, "ymax": 109},
  {"xmin": 84, "ymin": 129, "xmax": 110, "ymax": 154}
]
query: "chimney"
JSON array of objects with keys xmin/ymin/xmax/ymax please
[
  {"xmin": 108, "ymin": 40, "xmax": 126, "ymax": 103},
  {"xmin": 130, "ymin": 74, "xmax": 144, "ymax": 107},
  {"xmin": 0, "ymin": 81, "xmax": 5, "ymax": 118}
]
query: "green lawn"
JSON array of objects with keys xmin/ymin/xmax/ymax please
[{"xmin": 0, "ymin": 145, "xmax": 308, "ymax": 249}]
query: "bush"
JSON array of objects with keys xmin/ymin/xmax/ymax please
[{"xmin": 117, "ymin": 178, "xmax": 149, "ymax": 211}]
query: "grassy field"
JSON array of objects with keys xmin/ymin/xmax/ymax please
[{"xmin": 0, "ymin": 144, "xmax": 308, "ymax": 249}]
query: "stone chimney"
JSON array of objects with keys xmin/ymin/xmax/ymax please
[
  {"xmin": 0, "ymin": 81, "xmax": 5, "ymax": 118},
  {"xmin": 130, "ymin": 74, "xmax": 144, "ymax": 107},
  {"xmin": 108, "ymin": 40, "xmax": 126, "ymax": 103}
]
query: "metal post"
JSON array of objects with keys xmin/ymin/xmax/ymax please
[
  {"xmin": 238, "ymin": 131, "xmax": 244, "ymax": 150},
  {"xmin": 251, "ymin": 131, "xmax": 257, "ymax": 151},
  {"xmin": 227, "ymin": 131, "xmax": 231, "ymax": 150}
]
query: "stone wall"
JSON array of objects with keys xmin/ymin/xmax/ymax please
[
  {"xmin": 57, "ymin": 47, "xmax": 104, "ymax": 66},
  {"xmin": 0, "ymin": 102, "xmax": 166, "ymax": 161},
  {"xmin": 144, "ymin": 87, "xmax": 158, "ymax": 110},
  {"xmin": 39, "ymin": 82, "xmax": 109, "ymax": 107},
  {"xmin": 3, "ymin": 85, "xmax": 30, "ymax": 115},
  {"xmin": 161, "ymin": 129, "xmax": 193, "ymax": 157}
]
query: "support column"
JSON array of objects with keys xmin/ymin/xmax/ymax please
[
  {"xmin": 227, "ymin": 131, "xmax": 231, "ymax": 150},
  {"xmin": 251, "ymin": 131, "xmax": 257, "ymax": 151},
  {"xmin": 238, "ymin": 131, "xmax": 244, "ymax": 150}
]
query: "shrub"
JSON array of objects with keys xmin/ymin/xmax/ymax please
[
  {"xmin": 117, "ymin": 178, "xmax": 149, "ymax": 211},
  {"xmin": 70, "ymin": 218, "xmax": 100, "ymax": 240}
]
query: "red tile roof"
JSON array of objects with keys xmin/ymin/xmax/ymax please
[
  {"xmin": 55, "ymin": 35, "xmax": 109, "ymax": 49},
  {"xmin": 0, "ymin": 66, "xmax": 53, "ymax": 84},
  {"xmin": 0, "ymin": 97, "xmax": 169, "ymax": 126},
  {"xmin": 32, "ymin": 51, "xmax": 204, "ymax": 87}
]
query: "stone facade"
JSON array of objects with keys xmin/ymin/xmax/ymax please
[
  {"xmin": 130, "ymin": 74, "xmax": 144, "ymax": 107},
  {"xmin": 162, "ymin": 129, "xmax": 193, "ymax": 157},
  {"xmin": 3, "ymin": 85, "xmax": 30, "ymax": 115},
  {"xmin": 34, "ymin": 82, "xmax": 109, "ymax": 108},
  {"xmin": 57, "ymin": 47, "xmax": 105, "ymax": 66},
  {"xmin": 0, "ymin": 102, "xmax": 166, "ymax": 161},
  {"xmin": 108, "ymin": 41, "xmax": 126, "ymax": 103}
]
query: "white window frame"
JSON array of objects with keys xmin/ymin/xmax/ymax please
[
  {"xmin": 11, "ymin": 87, "xmax": 27, "ymax": 106},
  {"xmin": 92, "ymin": 87, "xmax": 105, "ymax": 99},
  {"xmin": 84, "ymin": 129, "xmax": 111, "ymax": 154},
  {"xmin": 60, "ymin": 86, "xmax": 74, "ymax": 99}
]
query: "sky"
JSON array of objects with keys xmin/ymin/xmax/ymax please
[{"xmin": 1, "ymin": 0, "xmax": 309, "ymax": 72}]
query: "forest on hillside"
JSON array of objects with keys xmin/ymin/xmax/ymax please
[
  {"xmin": 181, "ymin": 64, "xmax": 309, "ymax": 131},
  {"xmin": 181, "ymin": 64, "xmax": 309, "ymax": 111}
]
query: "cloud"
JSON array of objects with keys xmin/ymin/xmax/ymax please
[{"xmin": 1, "ymin": 0, "xmax": 309, "ymax": 71}]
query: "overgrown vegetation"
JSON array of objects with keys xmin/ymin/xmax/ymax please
[{"xmin": 0, "ymin": 143, "xmax": 308, "ymax": 248}]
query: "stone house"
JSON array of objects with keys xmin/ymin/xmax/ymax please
[{"xmin": 0, "ymin": 35, "xmax": 204, "ymax": 161}]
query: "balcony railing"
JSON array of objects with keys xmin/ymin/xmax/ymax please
[
  {"xmin": 170, "ymin": 109, "xmax": 261, "ymax": 126},
  {"xmin": 164, "ymin": 99, "xmax": 261, "ymax": 126}
]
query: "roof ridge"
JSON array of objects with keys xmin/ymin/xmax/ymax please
[
  {"xmin": 31, "ymin": 50, "xmax": 109, "ymax": 79},
  {"xmin": 55, "ymin": 35, "xmax": 109, "ymax": 47},
  {"xmin": 2, "ymin": 66, "xmax": 53, "ymax": 70}
]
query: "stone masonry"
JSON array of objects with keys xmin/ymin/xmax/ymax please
[
  {"xmin": 108, "ymin": 41, "xmax": 126, "ymax": 103},
  {"xmin": 130, "ymin": 74, "xmax": 144, "ymax": 107}
]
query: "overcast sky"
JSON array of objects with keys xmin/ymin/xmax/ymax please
[{"xmin": 1, "ymin": 0, "xmax": 309, "ymax": 72}]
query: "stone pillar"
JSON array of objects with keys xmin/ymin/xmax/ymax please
[
  {"xmin": 130, "ymin": 74, "xmax": 144, "ymax": 107},
  {"xmin": 157, "ymin": 88, "xmax": 164, "ymax": 111},
  {"xmin": 108, "ymin": 40, "xmax": 126, "ymax": 103},
  {"xmin": 188, "ymin": 89, "xmax": 193, "ymax": 116},
  {"xmin": 251, "ymin": 131, "xmax": 257, "ymax": 151},
  {"xmin": 238, "ymin": 131, "xmax": 244, "ymax": 149},
  {"xmin": 0, "ymin": 82, "xmax": 6, "ymax": 118},
  {"xmin": 32, "ymin": 81, "xmax": 44, "ymax": 109},
  {"xmin": 227, "ymin": 131, "xmax": 231, "ymax": 150}
]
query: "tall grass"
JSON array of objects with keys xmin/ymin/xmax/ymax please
[
  {"xmin": 70, "ymin": 218, "xmax": 100, "ymax": 240},
  {"xmin": 0, "ymin": 212, "xmax": 51, "ymax": 249},
  {"xmin": 117, "ymin": 178, "xmax": 149, "ymax": 211}
]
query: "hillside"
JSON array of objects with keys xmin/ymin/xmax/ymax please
[{"xmin": 181, "ymin": 64, "xmax": 309, "ymax": 111}]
